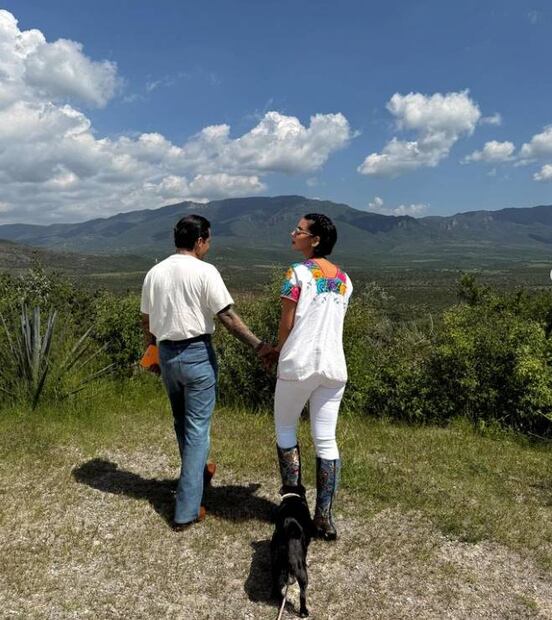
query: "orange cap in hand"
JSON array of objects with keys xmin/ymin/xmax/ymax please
[{"xmin": 140, "ymin": 344, "xmax": 160, "ymax": 369}]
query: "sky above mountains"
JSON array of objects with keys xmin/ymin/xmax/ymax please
[{"xmin": 0, "ymin": 1, "xmax": 551, "ymax": 225}]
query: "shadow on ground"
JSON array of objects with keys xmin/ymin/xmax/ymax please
[
  {"xmin": 245, "ymin": 539, "xmax": 294, "ymax": 615},
  {"xmin": 204, "ymin": 482, "xmax": 276, "ymax": 522},
  {"xmin": 244, "ymin": 539, "xmax": 273, "ymax": 603},
  {"xmin": 72, "ymin": 458, "xmax": 278, "ymax": 525}
]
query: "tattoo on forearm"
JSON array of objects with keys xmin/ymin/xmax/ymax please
[{"xmin": 218, "ymin": 308, "xmax": 260, "ymax": 348}]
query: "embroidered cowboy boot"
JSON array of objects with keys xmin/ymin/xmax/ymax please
[
  {"xmin": 314, "ymin": 457, "xmax": 341, "ymax": 541},
  {"xmin": 276, "ymin": 444, "xmax": 304, "ymax": 494}
]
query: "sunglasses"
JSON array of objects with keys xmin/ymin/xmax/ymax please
[{"xmin": 291, "ymin": 226, "xmax": 313, "ymax": 237}]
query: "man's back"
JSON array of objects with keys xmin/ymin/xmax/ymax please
[{"xmin": 141, "ymin": 254, "xmax": 233, "ymax": 342}]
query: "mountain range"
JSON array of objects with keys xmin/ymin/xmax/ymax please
[{"xmin": 1, "ymin": 196, "xmax": 552, "ymax": 270}]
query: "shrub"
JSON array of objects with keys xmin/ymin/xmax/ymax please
[
  {"xmin": 214, "ymin": 276, "xmax": 281, "ymax": 409},
  {"xmin": 424, "ymin": 303, "xmax": 552, "ymax": 432},
  {"xmin": 343, "ymin": 300, "xmax": 435, "ymax": 420},
  {"xmin": 3, "ymin": 265, "xmax": 551, "ymax": 435},
  {"xmin": 0, "ymin": 305, "xmax": 113, "ymax": 410},
  {"xmin": 92, "ymin": 292, "xmax": 144, "ymax": 372}
]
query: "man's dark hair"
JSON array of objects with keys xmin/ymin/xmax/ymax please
[
  {"xmin": 304, "ymin": 213, "xmax": 337, "ymax": 257},
  {"xmin": 174, "ymin": 214, "xmax": 211, "ymax": 249}
]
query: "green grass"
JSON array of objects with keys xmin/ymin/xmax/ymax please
[{"xmin": 1, "ymin": 376, "xmax": 551, "ymax": 572}]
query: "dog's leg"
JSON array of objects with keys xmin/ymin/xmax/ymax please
[{"xmin": 297, "ymin": 568, "xmax": 309, "ymax": 617}]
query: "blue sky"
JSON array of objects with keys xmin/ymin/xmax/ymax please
[{"xmin": 0, "ymin": 0, "xmax": 551, "ymax": 224}]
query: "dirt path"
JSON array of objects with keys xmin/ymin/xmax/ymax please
[{"xmin": 1, "ymin": 448, "xmax": 551, "ymax": 619}]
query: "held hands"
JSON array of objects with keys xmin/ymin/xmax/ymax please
[{"xmin": 256, "ymin": 342, "xmax": 279, "ymax": 371}]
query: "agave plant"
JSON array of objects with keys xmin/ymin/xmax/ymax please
[{"xmin": 0, "ymin": 305, "xmax": 113, "ymax": 409}]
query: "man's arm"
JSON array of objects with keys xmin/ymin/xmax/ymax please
[
  {"xmin": 141, "ymin": 313, "xmax": 156, "ymax": 347},
  {"xmin": 216, "ymin": 305, "xmax": 264, "ymax": 350}
]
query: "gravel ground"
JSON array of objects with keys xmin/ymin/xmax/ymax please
[{"xmin": 1, "ymin": 447, "xmax": 551, "ymax": 619}]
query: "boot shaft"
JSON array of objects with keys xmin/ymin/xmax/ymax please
[
  {"xmin": 314, "ymin": 457, "xmax": 341, "ymax": 541},
  {"xmin": 315, "ymin": 457, "xmax": 340, "ymax": 513},
  {"xmin": 277, "ymin": 444, "xmax": 303, "ymax": 492}
]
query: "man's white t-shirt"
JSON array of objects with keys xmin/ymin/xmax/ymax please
[
  {"xmin": 277, "ymin": 259, "xmax": 353, "ymax": 382},
  {"xmin": 140, "ymin": 254, "xmax": 234, "ymax": 341}
]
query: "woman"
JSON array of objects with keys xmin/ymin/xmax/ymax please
[{"xmin": 273, "ymin": 213, "xmax": 352, "ymax": 541}]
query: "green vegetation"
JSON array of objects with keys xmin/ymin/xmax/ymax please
[
  {"xmin": 1, "ymin": 304, "xmax": 114, "ymax": 409},
  {"xmin": 2, "ymin": 266, "xmax": 552, "ymax": 436},
  {"xmin": 1, "ymin": 265, "xmax": 551, "ymax": 617}
]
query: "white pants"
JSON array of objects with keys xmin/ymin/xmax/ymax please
[{"xmin": 274, "ymin": 375, "xmax": 346, "ymax": 460}]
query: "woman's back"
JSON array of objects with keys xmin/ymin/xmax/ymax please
[{"xmin": 278, "ymin": 259, "xmax": 353, "ymax": 382}]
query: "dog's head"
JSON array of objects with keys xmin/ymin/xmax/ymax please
[{"xmin": 276, "ymin": 486, "xmax": 315, "ymax": 541}]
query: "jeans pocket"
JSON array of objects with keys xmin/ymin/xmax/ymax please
[{"xmin": 180, "ymin": 342, "xmax": 210, "ymax": 364}]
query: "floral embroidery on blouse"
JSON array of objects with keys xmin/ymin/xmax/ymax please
[
  {"xmin": 280, "ymin": 260, "xmax": 348, "ymax": 302},
  {"xmin": 280, "ymin": 270, "xmax": 301, "ymax": 302}
]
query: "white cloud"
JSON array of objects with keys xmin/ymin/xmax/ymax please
[
  {"xmin": 0, "ymin": 10, "xmax": 353, "ymax": 223},
  {"xmin": 180, "ymin": 111, "xmax": 352, "ymax": 175},
  {"xmin": 121, "ymin": 173, "xmax": 265, "ymax": 207},
  {"xmin": 534, "ymin": 164, "xmax": 552, "ymax": 182},
  {"xmin": 463, "ymin": 140, "xmax": 515, "ymax": 163},
  {"xmin": 480, "ymin": 113, "xmax": 502, "ymax": 126},
  {"xmin": 393, "ymin": 203, "xmax": 428, "ymax": 216},
  {"xmin": 518, "ymin": 126, "xmax": 552, "ymax": 182},
  {"xmin": 358, "ymin": 90, "xmax": 481, "ymax": 177},
  {"xmin": 0, "ymin": 10, "xmax": 118, "ymax": 108},
  {"xmin": 188, "ymin": 173, "xmax": 266, "ymax": 198},
  {"xmin": 367, "ymin": 196, "xmax": 428, "ymax": 217},
  {"xmin": 368, "ymin": 196, "xmax": 384, "ymax": 210},
  {"xmin": 145, "ymin": 72, "xmax": 188, "ymax": 93},
  {"xmin": 24, "ymin": 38, "xmax": 119, "ymax": 107},
  {"xmin": 520, "ymin": 126, "xmax": 552, "ymax": 160}
]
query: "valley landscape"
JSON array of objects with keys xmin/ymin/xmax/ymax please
[
  {"xmin": 2, "ymin": 195, "xmax": 551, "ymax": 315},
  {"xmin": 2, "ymin": 4, "xmax": 552, "ymax": 618}
]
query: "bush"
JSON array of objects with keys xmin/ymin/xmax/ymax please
[
  {"xmin": 3, "ymin": 265, "xmax": 551, "ymax": 435},
  {"xmin": 214, "ymin": 276, "xmax": 281, "ymax": 409},
  {"xmin": 0, "ymin": 304, "xmax": 113, "ymax": 410},
  {"xmin": 92, "ymin": 292, "xmax": 144, "ymax": 372},
  {"xmin": 424, "ymin": 303, "xmax": 552, "ymax": 432}
]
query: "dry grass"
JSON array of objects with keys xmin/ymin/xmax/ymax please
[{"xmin": 1, "ymin": 381, "xmax": 551, "ymax": 619}]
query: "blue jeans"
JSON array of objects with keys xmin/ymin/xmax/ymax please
[{"xmin": 158, "ymin": 337, "xmax": 217, "ymax": 524}]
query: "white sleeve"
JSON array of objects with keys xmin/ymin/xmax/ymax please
[
  {"xmin": 204, "ymin": 267, "xmax": 234, "ymax": 315},
  {"xmin": 140, "ymin": 272, "xmax": 151, "ymax": 314}
]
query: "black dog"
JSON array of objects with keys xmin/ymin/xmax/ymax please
[{"xmin": 270, "ymin": 485, "xmax": 314, "ymax": 618}]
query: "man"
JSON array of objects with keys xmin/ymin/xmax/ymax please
[{"xmin": 141, "ymin": 214, "xmax": 271, "ymax": 530}]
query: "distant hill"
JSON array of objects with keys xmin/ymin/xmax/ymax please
[
  {"xmin": 0, "ymin": 238, "xmax": 152, "ymax": 278},
  {"xmin": 1, "ymin": 196, "xmax": 552, "ymax": 269}
]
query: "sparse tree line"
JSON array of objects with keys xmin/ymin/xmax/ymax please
[{"xmin": 1, "ymin": 265, "xmax": 551, "ymax": 436}]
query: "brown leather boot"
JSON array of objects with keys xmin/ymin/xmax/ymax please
[{"xmin": 204, "ymin": 462, "xmax": 216, "ymax": 487}]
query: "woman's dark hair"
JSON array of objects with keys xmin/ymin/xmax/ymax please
[
  {"xmin": 304, "ymin": 213, "xmax": 337, "ymax": 257},
  {"xmin": 174, "ymin": 214, "xmax": 210, "ymax": 249}
]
